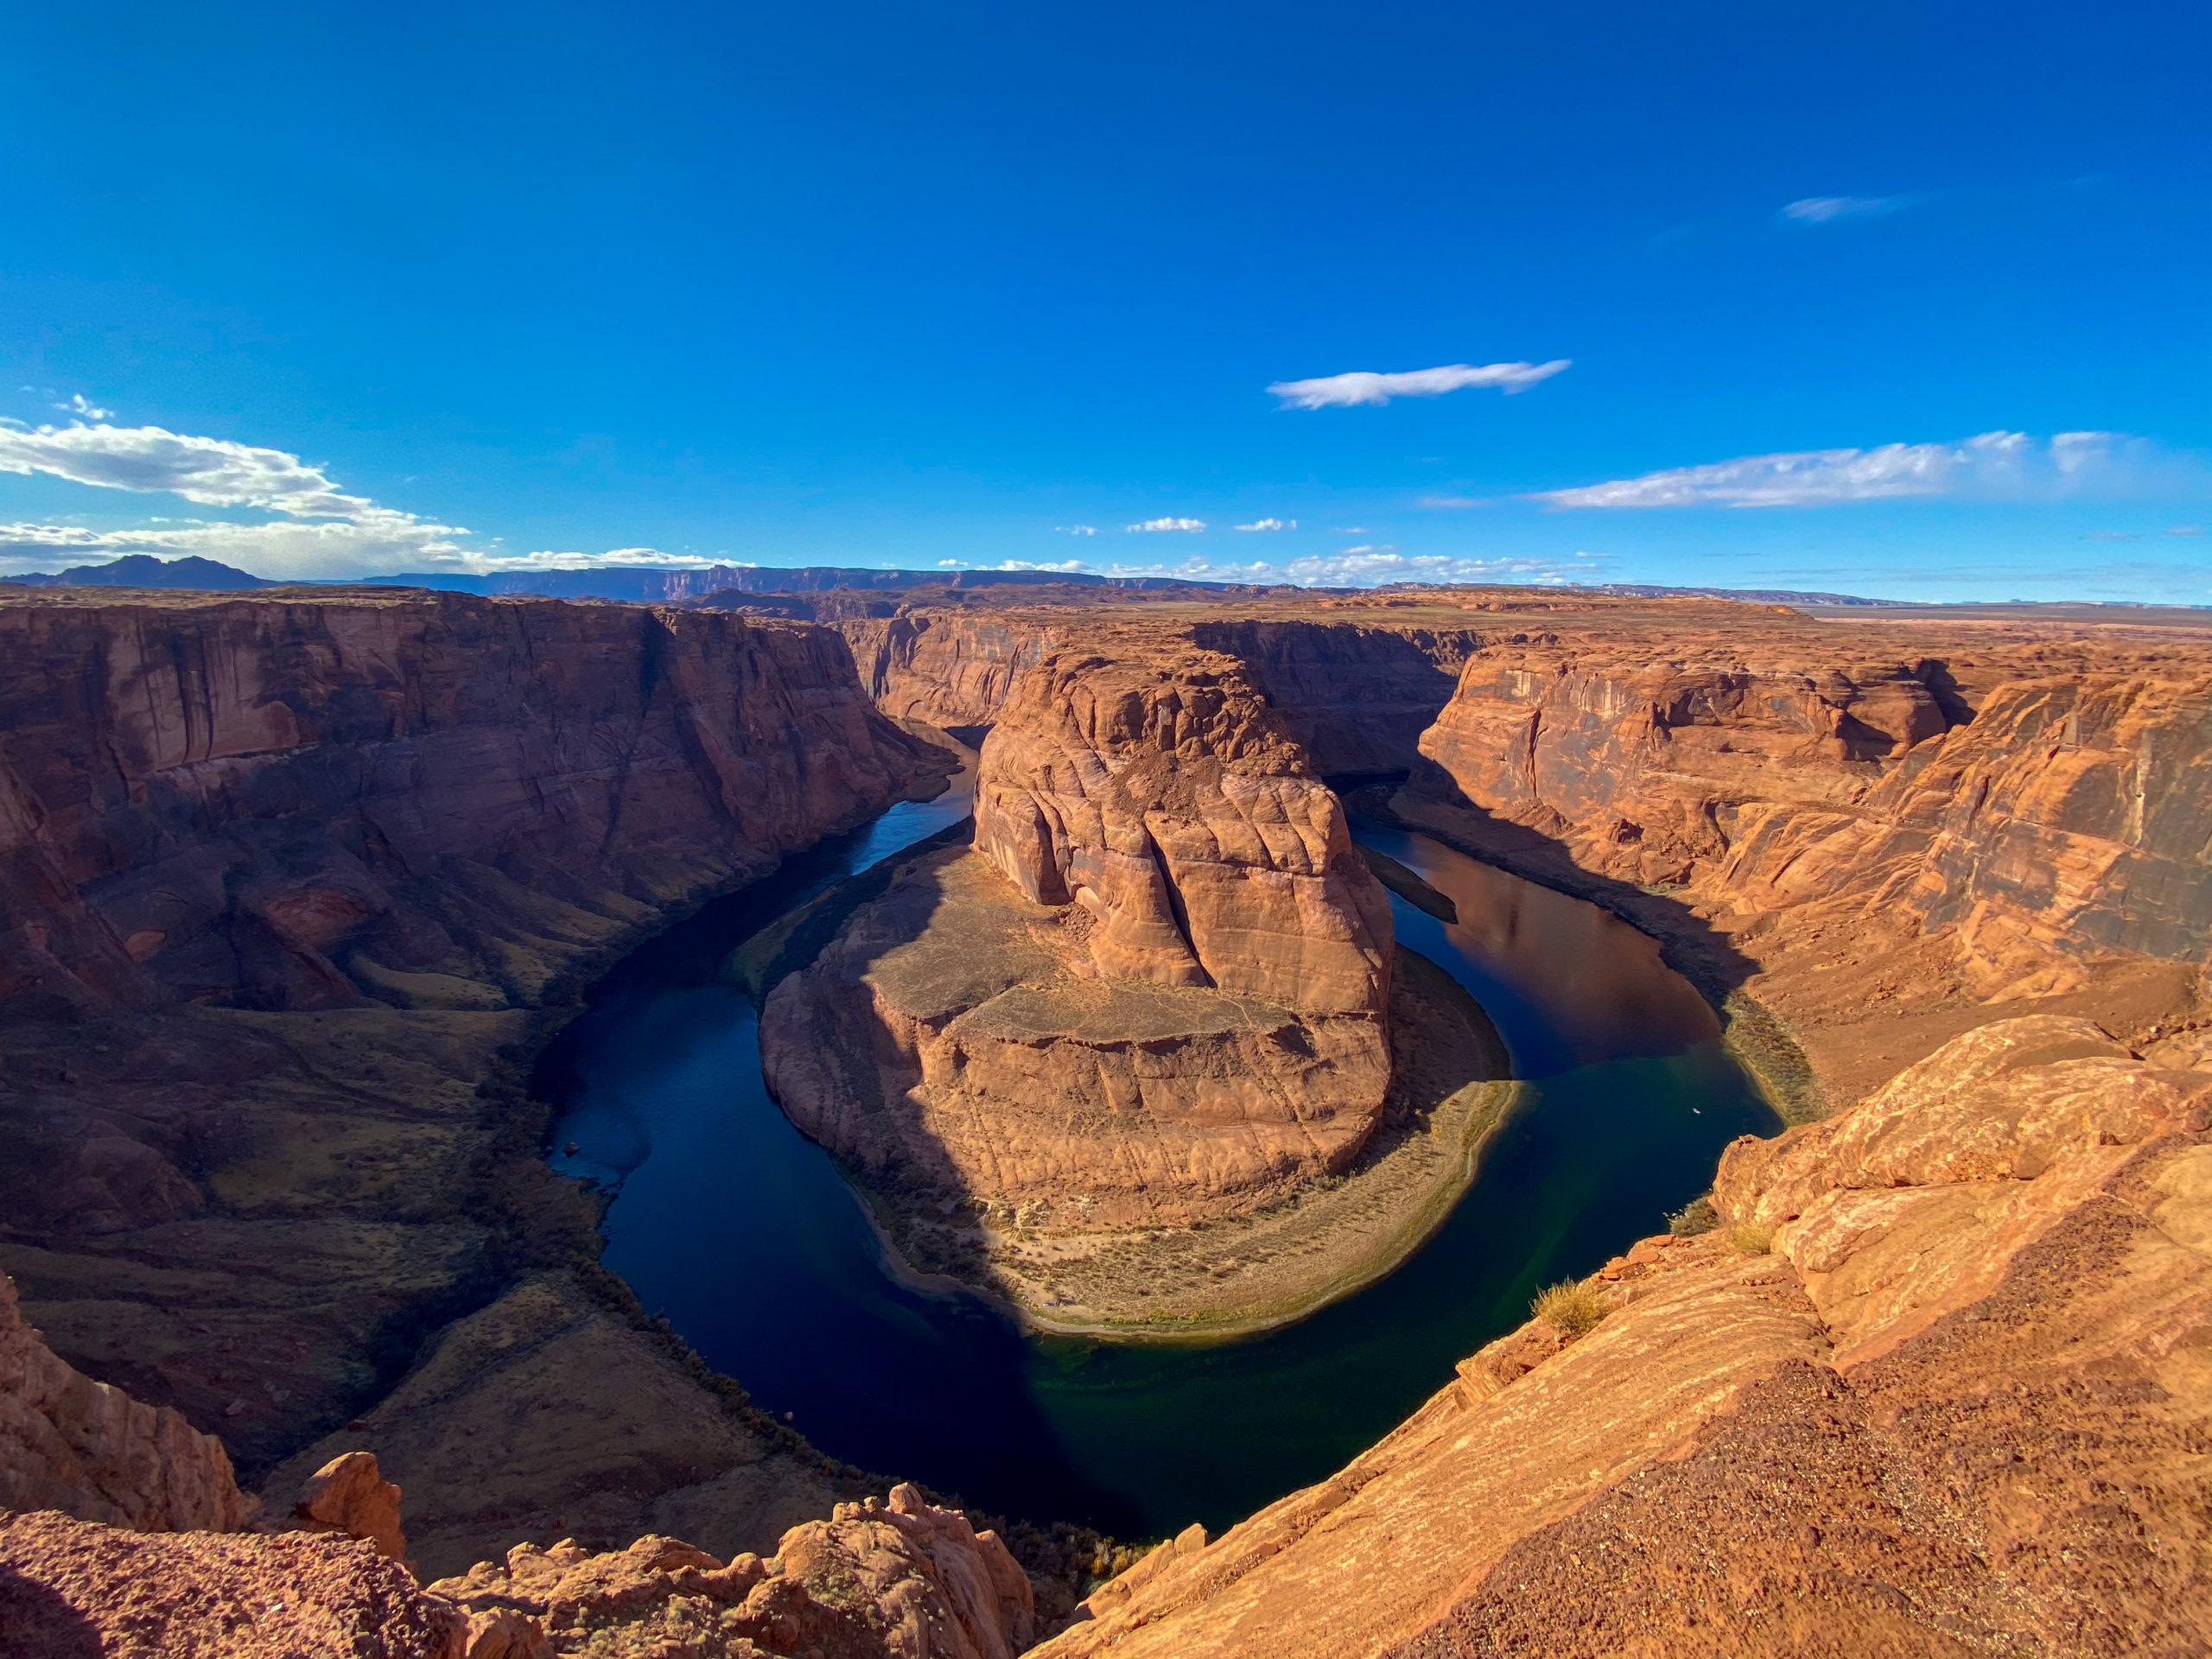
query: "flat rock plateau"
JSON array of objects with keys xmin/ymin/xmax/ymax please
[{"xmin": 4, "ymin": 576, "xmax": 2212, "ymax": 1656}]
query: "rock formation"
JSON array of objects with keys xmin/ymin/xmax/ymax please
[
  {"xmin": 10, "ymin": 582, "xmax": 2212, "ymax": 1653},
  {"xmin": 1, "ymin": 1268, "xmax": 251, "ymax": 1533},
  {"xmin": 1033, "ymin": 1014, "xmax": 2212, "ymax": 1657},
  {"xmin": 0, "ymin": 1510, "xmax": 469, "ymax": 1659},
  {"xmin": 0, "ymin": 588, "xmax": 929, "ymax": 1014},
  {"xmin": 1414, "ymin": 641, "xmax": 2212, "ymax": 995},
  {"xmin": 431, "ymin": 1483, "xmax": 1037, "ymax": 1659},
  {"xmin": 760, "ymin": 647, "xmax": 1416, "ymax": 1325},
  {"xmin": 0, "ymin": 1467, "xmax": 1039, "ymax": 1659},
  {"xmin": 0, "ymin": 586, "xmax": 938, "ymax": 1569},
  {"xmin": 1389, "ymin": 608, "xmax": 2212, "ymax": 1109},
  {"xmin": 296, "ymin": 1448, "xmax": 410, "ymax": 1562}
]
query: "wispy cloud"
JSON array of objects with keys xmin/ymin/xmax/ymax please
[
  {"xmin": 1125, "ymin": 517, "xmax": 1206, "ymax": 532},
  {"xmin": 1419, "ymin": 495, "xmax": 1489, "ymax": 508},
  {"xmin": 54, "ymin": 393, "xmax": 113, "ymax": 421},
  {"xmin": 1234, "ymin": 518, "xmax": 1294, "ymax": 531},
  {"xmin": 472, "ymin": 547, "xmax": 730, "ymax": 570},
  {"xmin": 1532, "ymin": 431, "xmax": 2196, "ymax": 509},
  {"xmin": 1268, "ymin": 359, "xmax": 1569, "ymax": 409},
  {"xmin": 1336, "ymin": 543, "xmax": 1395, "ymax": 556},
  {"xmin": 1054, "ymin": 524, "xmax": 1097, "ymax": 536},
  {"xmin": 1781, "ymin": 194, "xmax": 1912, "ymax": 224},
  {"xmin": 986, "ymin": 549, "xmax": 1603, "ymax": 591},
  {"xmin": 1281, "ymin": 550, "xmax": 1597, "ymax": 587},
  {"xmin": 0, "ymin": 415, "xmax": 730, "ymax": 580}
]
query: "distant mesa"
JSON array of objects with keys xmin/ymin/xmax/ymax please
[{"xmin": 8, "ymin": 553, "xmax": 275, "ymax": 589}]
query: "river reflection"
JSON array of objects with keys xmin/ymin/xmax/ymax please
[{"xmin": 543, "ymin": 779, "xmax": 1777, "ymax": 1540}]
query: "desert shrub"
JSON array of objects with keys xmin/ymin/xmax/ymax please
[
  {"xmin": 1667, "ymin": 1195, "xmax": 1719, "ymax": 1236},
  {"xmin": 1530, "ymin": 1279, "xmax": 1610, "ymax": 1340},
  {"xmin": 1729, "ymin": 1222, "xmax": 1777, "ymax": 1255}
]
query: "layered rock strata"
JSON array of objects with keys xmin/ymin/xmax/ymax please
[
  {"xmin": 1, "ymin": 1268, "xmax": 251, "ymax": 1533},
  {"xmin": 972, "ymin": 650, "xmax": 1393, "ymax": 1014},
  {"xmin": 1035, "ymin": 1014, "xmax": 2212, "ymax": 1657},
  {"xmin": 431, "ymin": 1483, "xmax": 1038, "ymax": 1659},
  {"xmin": 762, "ymin": 652, "xmax": 1403, "ymax": 1318},
  {"xmin": 0, "ymin": 587, "xmax": 935, "ymax": 1570},
  {"xmin": 0, "ymin": 1476, "xmax": 1040, "ymax": 1659},
  {"xmin": 1394, "ymin": 611, "xmax": 2212, "ymax": 1109}
]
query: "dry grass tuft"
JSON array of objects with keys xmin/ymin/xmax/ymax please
[
  {"xmin": 1728, "ymin": 1223, "xmax": 1777, "ymax": 1255},
  {"xmin": 1531, "ymin": 1279, "xmax": 1611, "ymax": 1341}
]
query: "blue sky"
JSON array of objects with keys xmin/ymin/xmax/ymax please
[{"xmin": 3, "ymin": 0, "xmax": 2207, "ymax": 598}]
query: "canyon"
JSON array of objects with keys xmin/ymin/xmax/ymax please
[
  {"xmin": 3, "ymin": 577, "xmax": 2209, "ymax": 1656},
  {"xmin": 759, "ymin": 643, "xmax": 1510, "ymax": 1332}
]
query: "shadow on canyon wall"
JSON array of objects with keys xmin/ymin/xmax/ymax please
[{"xmin": 1343, "ymin": 772, "xmax": 1814, "ymax": 1116}]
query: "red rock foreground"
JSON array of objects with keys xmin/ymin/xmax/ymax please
[{"xmin": 1030, "ymin": 1014, "xmax": 2212, "ymax": 1657}]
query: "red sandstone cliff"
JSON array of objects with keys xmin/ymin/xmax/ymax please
[
  {"xmin": 1414, "ymin": 639, "xmax": 2212, "ymax": 986},
  {"xmin": 762, "ymin": 650, "xmax": 1396, "ymax": 1256},
  {"xmin": 839, "ymin": 612, "xmax": 1071, "ymax": 734},
  {"xmin": 1, "ymin": 1268, "xmax": 251, "ymax": 1534},
  {"xmin": 974, "ymin": 649, "xmax": 1392, "ymax": 1013},
  {"xmin": 0, "ymin": 587, "xmax": 938, "ymax": 1570},
  {"xmin": 1034, "ymin": 1014, "xmax": 2212, "ymax": 1657},
  {"xmin": 0, "ymin": 589, "xmax": 930, "ymax": 1015}
]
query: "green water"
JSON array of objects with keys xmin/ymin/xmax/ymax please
[{"xmin": 545, "ymin": 790, "xmax": 1777, "ymax": 1537}]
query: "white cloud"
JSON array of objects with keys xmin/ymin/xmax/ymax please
[
  {"xmin": 1125, "ymin": 517, "xmax": 1207, "ymax": 532},
  {"xmin": 0, "ymin": 515, "xmax": 473, "ymax": 575},
  {"xmin": 1054, "ymin": 524, "xmax": 1097, "ymax": 536},
  {"xmin": 0, "ymin": 416, "xmax": 739, "ymax": 580},
  {"xmin": 1781, "ymin": 195, "xmax": 1910, "ymax": 224},
  {"xmin": 1419, "ymin": 495, "xmax": 1487, "ymax": 508},
  {"xmin": 1531, "ymin": 431, "xmax": 2192, "ymax": 509},
  {"xmin": 1234, "ymin": 518, "xmax": 1294, "ymax": 531},
  {"xmin": 1268, "ymin": 359, "xmax": 1569, "ymax": 409},
  {"xmin": 1281, "ymin": 550, "xmax": 1596, "ymax": 587},
  {"xmin": 1008, "ymin": 548, "xmax": 1601, "ymax": 591},
  {"xmin": 0, "ymin": 420, "xmax": 400, "ymax": 520},
  {"xmin": 466, "ymin": 547, "xmax": 734, "ymax": 571},
  {"xmin": 1336, "ymin": 543, "xmax": 1395, "ymax": 555},
  {"xmin": 54, "ymin": 394, "xmax": 113, "ymax": 421},
  {"xmin": 2170, "ymin": 524, "xmax": 2206, "ymax": 537}
]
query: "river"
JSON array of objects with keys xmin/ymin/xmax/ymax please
[{"xmin": 542, "ymin": 767, "xmax": 1778, "ymax": 1539}]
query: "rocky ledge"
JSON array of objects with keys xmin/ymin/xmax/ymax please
[
  {"xmin": 1034, "ymin": 1014, "xmax": 2212, "ymax": 1657},
  {"xmin": 761, "ymin": 648, "xmax": 1514, "ymax": 1332}
]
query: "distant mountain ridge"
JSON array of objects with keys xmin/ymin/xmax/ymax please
[
  {"xmin": 357, "ymin": 565, "xmax": 1247, "ymax": 600},
  {"xmin": 3, "ymin": 556, "xmax": 1252, "ymax": 601},
  {"xmin": 6, "ymin": 554, "xmax": 276, "ymax": 590}
]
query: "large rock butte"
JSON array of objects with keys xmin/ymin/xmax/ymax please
[{"xmin": 762, "ymin": 648, "xmax": 1396, "ymax": 1245}]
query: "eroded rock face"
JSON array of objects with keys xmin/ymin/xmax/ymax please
[
  {"xmin": 0, "ymin": 1510, "xmax": 467, "ymax": 1659},
  {"xmin": 1414, "ymin": 639, "xmax": 2212, "ymax": 1001},
  {"xmin": 0, "ymin": 1268, "xmax": 251, "ymax": 1533},
  {"xmin": 839, "ymin": 613, "xmax": 1069, "ymax": 734},
  {"xmin": 430, "ymin": 1484, "xmax": 1036, "ymax": 1659},
  {"xmin": 1029, "ymin": 1017, "xmax": 2212, "ymax": 1658},
  {"xmin": 764, "ymin": 649, "xmax": 1396, "ymax": 1244},
  {"xmin": 975, "ymin": 650, "xmax": 1392, "ymax": 1014},
  {"xmin": 1183, "ymin": 619, "xmax": 1484, "ymax": 776},
  {"xmin": 0, "ymin": 590, "xmax": 929, "ymax": 1014},
  {"xmin": 0, "ymin": 588, "xmax": 937, "ymax": 1565}
]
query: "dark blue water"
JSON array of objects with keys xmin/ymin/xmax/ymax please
[{"xmin": 543, "ymin": 781, "xmax": 1777, "ymax": 1538}]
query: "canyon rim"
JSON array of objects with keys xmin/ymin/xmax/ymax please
[{"xmin": 1, "ymin": 577, "xmax": 2208, "ymax": 1657}]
